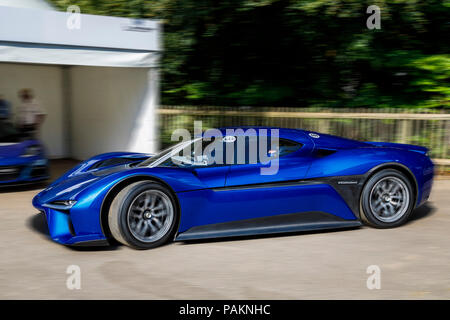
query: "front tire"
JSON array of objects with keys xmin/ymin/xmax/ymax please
[
  {"xmin": 108, "ymin": 181, "xmax": 178, "ymax": 249},
  {"xmin": 360, "ymin": 169, "xmax": 415, "ymax": 228}
]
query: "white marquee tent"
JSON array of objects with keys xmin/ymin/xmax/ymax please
[{"xmin": 0, "ymin": 0, "xmax": 162, "ymax": 159}]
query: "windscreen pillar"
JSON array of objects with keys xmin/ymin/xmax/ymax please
[{"xmin": 61, "ymin": 65, "xmax": 72, "ymax": 157}]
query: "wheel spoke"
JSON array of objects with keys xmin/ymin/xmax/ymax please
[
  {"xmin": 136, "ymin": 220, "xmax": 144, "ymax": 233},
  {"xmin": 150, "ymin": 195, "xmax": 157, "ymax": 208},
  {"xmin": 148, "ymin": 221, "xmax": 158, "ymax": 233},
  {"xmin": 153, "ymin": 218, "xmax": 163, "ymax": 228},
  {"xmin": 152, "ymin": 211, "xmax": 165, "ymax": 218},
  {"xmin": 130, "ymin": 212, "xmax": 141, "ymax": 219},
  {"xmin": 373, "ymin": 201, "xmax": 383, "ymax": 212},
  {"xmin": 387, "ymin": 204, "xmax": 395, "ymax": 215},
  {"xmin": 143, "ymin": 193, "xmax": 151, "ymax": 208},
  {"xmin": 380, "ymin": 202, "xmax": 389, "ymax": 213},
  {"xmin": 390, "ymin": 184, "xmax": 400, "ymax": 194},
  {"xmin": 141, "ymin": 222, "xmax": 149, "ymax": 235}
]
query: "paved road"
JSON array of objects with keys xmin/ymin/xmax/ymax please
[{"xmin": 0, "ymin": 167, "xmax": 449, "ymax": 299}]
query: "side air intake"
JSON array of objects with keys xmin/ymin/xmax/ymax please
[{"xmin": 314, "ymin": 148, "xmax": 337, "ymax": 158}]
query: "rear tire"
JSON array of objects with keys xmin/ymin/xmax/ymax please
[
  {"xmin": 360, "ymin": 169, "xmax": 414, "ymax": 228},
  {"xmin": 108, "ymin": 181, "xmax": 178, "ymax": 249}
]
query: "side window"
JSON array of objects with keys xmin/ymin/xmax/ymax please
[
  {"xmin": 278, "ymin": 138, "xmax": 302, "ymax": 157},
  {"xmin": 159, "ymin": 138, "xmax": 228, "ymax": 167},
  {"xmin": 159, "ymin": 136, "xmax": 302, "ymax": 168},
  {"xmin": 230, "ymin": 136, "xmax": 302, "ymax": 165},
  {"xmin": 257, "ymin": 137, "xmax": 302, "ymax": 161}
]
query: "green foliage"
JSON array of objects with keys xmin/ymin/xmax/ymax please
[
  {"xmin": 48, "ymin": 0, "xmax": 449, "ymax": 109},
  {"xmin": 409, "ymin": 55, "xmax": 450, "ymax": 108}
]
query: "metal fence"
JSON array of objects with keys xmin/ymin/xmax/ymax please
[{"xmin": 158, "ymin": 106, "xmax": 450, "ymax": 166}]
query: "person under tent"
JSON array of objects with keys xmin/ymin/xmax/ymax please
[
  {"xmin": 0, "ymin": 94, "xmax": 11, "ymax": 121},
  {"xmin": 15, "ymin": 89, "xmax": 46, "ymax": 139}
]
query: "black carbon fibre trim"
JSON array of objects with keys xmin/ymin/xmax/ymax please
[
  {"xmin": 175, "ymin": 211, "xmax": 361, "ymax": 241},
  {"xmin": 212, "ymin": 180, "xmax": 322, "ymax": 191},
  {"xmin": 309, "ymin": 175, "xmax": 366, "ymax": 219},
  {"xmin": 69, "ymin": 239, "xmax": 110, "ymax": 247}
]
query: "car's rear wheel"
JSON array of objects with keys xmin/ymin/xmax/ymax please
[
  {"xmin": 360, "ymin": 169, "xmax": 415, "ymax": 228},
  {"xmin": 108, "ymin": 181, "xmax": 178, "ymax": 249}
]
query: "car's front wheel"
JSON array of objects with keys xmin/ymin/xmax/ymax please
[
  {"xmin": 360, "ymin": 169, "xmax": 415, "ymax": 228},
  {"xmin": 108, "ymin": 181, "xmax": 178, "ymax": 249}
]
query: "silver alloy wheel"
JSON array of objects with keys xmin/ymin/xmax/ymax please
[
  {"xmin": 127, "ymin": 189, "xmax": 174, "ymax": 243},
  {"xmin": 369, "ymin": 176, "xmax": 410, "ymax": 223}
]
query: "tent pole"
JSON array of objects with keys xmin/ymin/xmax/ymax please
[
  {"xmin": 61, "ymin": 65, "xmax": 72, "ymax": 158},
  {"xmin": 149, "ymin": 67, "xmax": 160, "ymax": 153}
]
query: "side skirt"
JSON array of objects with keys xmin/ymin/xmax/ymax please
[{"xmin": 175, "ymin": 211, "xmax": 362, "ymax": 241}]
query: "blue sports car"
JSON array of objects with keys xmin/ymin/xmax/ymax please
[
  {"xmin": 32, "ymin": 127, "xmax": 434, "ymax": 249},
  {"xmin": 0, "ymin": 122, "xmax": 49, "ymax": 186}
]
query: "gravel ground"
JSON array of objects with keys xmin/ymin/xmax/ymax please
[{"xmin": 0, "ymin": 161, "xmax": 449, "ymax": 299}]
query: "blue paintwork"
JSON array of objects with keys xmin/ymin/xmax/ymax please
[
  {"xmin": 32, "ymin": 127, "xmax": 434, "ymax": 246},
  {"xmin": 0, "ymin": 140, "xmax": 49, "ymax": 185},
  {"xmin": 49, "ymin": 151, "xmax": 152, "ymax": 186},
  {"xmin": 305, "ymin": 146, "xmax": 433, "ymax": 206},
  {"xmin": 177, "ymin": 184, "xmax": 357, "ymax": 233}
]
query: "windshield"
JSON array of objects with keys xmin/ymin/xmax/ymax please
[
  {"xmin": 137, "ymin": 139, "xmax": 195, "ymax": 167},
  {"xmin": 0, "ymin": 121, "xmax": 20, "ymax": 142}
]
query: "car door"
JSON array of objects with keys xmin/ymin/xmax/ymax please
[
  {"xmin": 159, "ymin": 137, "xmax": 230, "ymax": 189},
  {"xmin": 225, "ymin": 135, "xmax": 313, "ymax": 186},
  {"xmin": 209, "ymin": 133, "xmax": 316, "ymax": 223}
]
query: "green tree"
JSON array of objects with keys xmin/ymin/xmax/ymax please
[{"xmin": 49, "ymin": 0, "xmax": 449, "ymax": 108}]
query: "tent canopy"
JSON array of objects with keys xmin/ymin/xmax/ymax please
[
  {"xmin": 0, "ymin": 5, "xmax": 161, "ymax": 67},
  {"xmin": 0, "ymin": 3, "xmax": 162, "ymax": 159},
  {"xmin": 0, "ymin": 0, "xmax": 54, "ymax": 10}
]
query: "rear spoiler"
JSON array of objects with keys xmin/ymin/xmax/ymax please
[{"xmin": 365, "ymin": 142, "xmax": 428, "ymax": 155}]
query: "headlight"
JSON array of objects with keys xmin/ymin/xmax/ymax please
[
  {"xmin": 21, "ymin": 145, "xmax": 42, "ymax": 157},
  {"xmin": 43, "ymin": 200, "xmax": 77, "ymax": 210}
]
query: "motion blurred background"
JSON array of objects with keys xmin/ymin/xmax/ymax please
[
  {"xmin": 49, "ymin": 0, "xmax": 449, "ymax": 109},
  {"xmin": 2, "ymin": 0, "xmax": 449, "ymax": 171},
  {"xmin": 49, "ymin": 0, "xmax": 449, "ymax": 172}
]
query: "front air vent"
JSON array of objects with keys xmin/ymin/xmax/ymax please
[{"xmin": 68, "ymin": 218, "xmax": 76, "ymax": 236}]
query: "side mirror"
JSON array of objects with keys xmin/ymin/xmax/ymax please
[{"xmin": 192, "ymin": 160, "xmax": 208, "ymax": 167}]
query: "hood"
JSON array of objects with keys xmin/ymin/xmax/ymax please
[
  {"xmin": 36, "ymin": 163, "xmax": 134, "ymax": 204},
  {"xmin": 36, "ymin": 172, "xmax": 101, "ymax": 204},
  {"xmin": 50, "ymin": 152, "xmax": 151, "ymax": 185}
]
